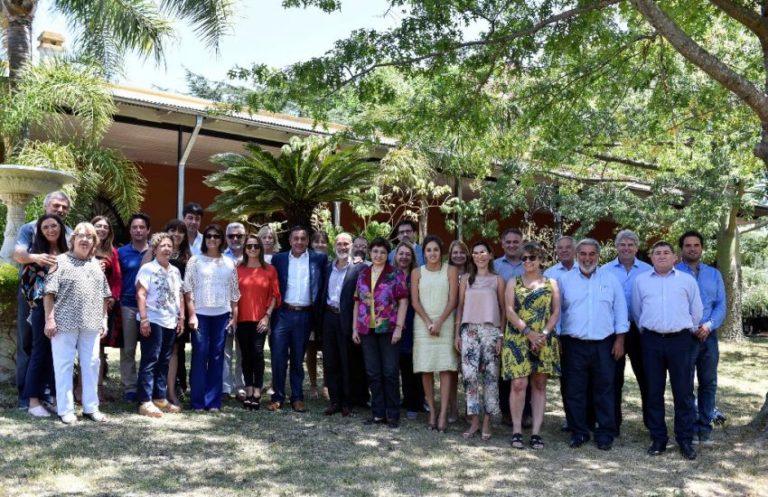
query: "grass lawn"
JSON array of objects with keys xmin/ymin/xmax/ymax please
[{"xmin": 1, "ymin": 338, "xmax": 767, "ymax": 497}]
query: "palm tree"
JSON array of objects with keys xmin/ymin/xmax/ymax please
[
  {"xmin": 1, "ymin": 0, "xmax": 234, "ymax": 81},
  {"xmin": 205, "ymin": 135, "xmax": 379, "ymax": 229},
  {"xmin": 0, "ymin": 58, "xmax": 144, "ymax": 222}
]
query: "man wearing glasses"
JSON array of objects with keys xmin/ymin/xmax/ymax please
[
  {"xmin": 118, "ymin": 213, "xmax": 151, "ymax": 402},
  {"xmin": 223, "ymin": 222, "xmax": 246, "ymax": 399},
  {"xmin": 387, "ymin": 220, "xmax": 424, "ymax": 266}
]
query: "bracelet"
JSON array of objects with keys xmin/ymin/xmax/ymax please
[
  {"xmin": 522, "ymin": 326, "xmax": 532, "ymax": 336},
  {"xmin": 140, "ymin": 318, "xmax": 149, "ymax": 323}
]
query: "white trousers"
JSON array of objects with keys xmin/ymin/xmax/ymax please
[
  {"xmin": 51, "ymin": 330, "xmax": 100, "ymax": 416},
  {"xmin": 222, "ymin": 333, "xmax": 244, "ymax": 394}
]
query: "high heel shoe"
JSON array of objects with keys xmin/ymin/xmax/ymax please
[
  {"xmin": 251, "ymin": 395, "xmax": 261, "ymax": 411},
  {"xmin": 243, "ymin": 397, "xmax": 253, "ymax": 410}
]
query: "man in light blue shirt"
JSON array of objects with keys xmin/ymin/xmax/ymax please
[
  {"xmin": 600, "ymin": 229, "xmax": 652, "ymax": 433},
  {"xmin": 633, "ymin": 241, "xmax": 703, "ymax": 461},
  {"xmin": 543, "ymin": 235, "xmax": 578, "ymax": 282},
  {"xmin": 387, "ymin": 220, "xmax": 424, "ymax": 266},
  {"xmin": 675, "ymin": 230, "xmax": 726, "ymax": 444},
  {"xmin": 559, "ymin": 238, "xmax": 628, "ymax": 450},
  {"xmin": 494, "ymin": 227, "xmax": 524, "ymax": 283}
]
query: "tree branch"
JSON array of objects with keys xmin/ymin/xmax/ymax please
[
  {"xmin": 630, "ymin": 0, "xmax": 768, "ymax": 123},
  {"xmin": 578, "ymin": 150, "xmax": 660, "ymax": 171},
  {"xmin": 708, "ymin": 0, "xmax": 768, "ymax": 39}
]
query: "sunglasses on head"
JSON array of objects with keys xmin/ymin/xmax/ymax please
[
  {"xmin": 521, "ymin": 255, "xmax": 538, "ymax": 262},
  {"xmin": 205, "ymin": 233, "xmax": 222, "ymax": 240}
]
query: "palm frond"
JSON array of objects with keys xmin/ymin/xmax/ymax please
[
  {"xmin": 206, "ymin": 136, "xmax": 379, "ymax": 225},
  {"xmin": 159, "ymin": 0, "xmax": 235, "ymax": 52}
]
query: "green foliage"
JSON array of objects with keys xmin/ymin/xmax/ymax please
[
  {"xmin": 742, "ymin": 266, "xmax": 768, "ymax": 319},
  {"xmin": 0, "ymin": 262, "xmax": 18, "ymax": 289},
  {"xmin": 206, "ymin": 135, "xmax": 378, "ymax": 229}
]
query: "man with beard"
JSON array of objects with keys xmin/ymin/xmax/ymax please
[
  {"xmin": 633, "ymin": 241, "xmax": 702, "ymax": 460},
  {"xmin": 321, "ymin": 233, "xmax": 366, "ymax": 416},
  {"xmin": 675, "ymin": 231, "xmax": 725, "ymax": 445},
  {"xmin": 559, "ymin": 239, "xmax": 628, "ymax": 450}
]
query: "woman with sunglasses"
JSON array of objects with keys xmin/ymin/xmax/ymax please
[
  {"xmin": 183, "ymin": 224, "xmax": 240, "ymax": 412},
  {"xmin": 236, "ymin": 235, "xmax": 281, "ymax": 410},
  {"xmin": 21, "ymin": 214, "xmax": 68, "ymax": 418},
  {"xmin": 91, "ymin": 216, "xmax": 122, "ymax": 396},
  {"xmin": 503, "ymin": 242, "xmax": 561, "ymax": 450},
  {"xmin": 454, "ymin": 240, "xmax": 505, "ymax": 440},
  {"xmin": 44, "ymin": 222, "xmax": 112, "ymax": 424}
]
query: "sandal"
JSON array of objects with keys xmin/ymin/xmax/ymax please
[
  {"xmin": 510, "ymin": 432, "xmax": 525, "ymax": 449},
  {"xmin": 530, "ymin": 434, "xmax": 544, "ymax": 450},
  {"xmin": 463, "ymin": 426, "xmax": 480, "ymax": 439},
  {"xmin": 251, "ymin": 395, "xmax": 261, "ymax": 411},
  {"xmin": 481, "ymin": 432, "xmax": 492, "ymax": 441}
]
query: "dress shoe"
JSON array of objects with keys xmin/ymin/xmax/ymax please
[
  {"xmin": 647, "ymin": 440, "xmax": 667, "ymax": 456},
  {"xmin": 341, "ymin": 407, "xmax": 352, "ymax": 417},
  {"xmin": 266, "ymin": 401, "xmax": 282, "ymax": 412},
  {"xmin": 387, "ymin": 420, "xmax": 400, "ymax": 429},
  {"xmin": 364, "ymin": 417, "xmax": 386, "ymax": 426},
  {"xmin": 292, "ymin": 401, "xmax": 306, "ymax": 413},
  {"xmin": 324, "ymin": 404, "xmax": 341, "ymax": 416},
  {"xmin": 153, "ymin": 399, "xmax": 181, "ymax": 413},
  {"xmin": 679, "ymin": 442, "xmax": 697, "ymax": 460},
  {"xmin": 596, "ymin": 441, "xmax": 613, "ymax": 451},
  {"xmin": 569, "ymin": 435, "xmax": 589, "ymax": 448}
]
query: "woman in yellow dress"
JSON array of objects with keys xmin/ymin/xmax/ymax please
[{"xmin": 503, "ymin": 242, "xmax": 560, "ymax": 450}]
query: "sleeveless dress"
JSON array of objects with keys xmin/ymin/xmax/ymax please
[
  {"xmin": 413, "ymin": 264, "xmax": 458, "ymax": 373},
  {"xmin": 502, "ymin": 277, "xmax": 561, "ymax": 379}
]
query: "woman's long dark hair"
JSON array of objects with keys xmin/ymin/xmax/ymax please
[
  {"xmin": 467, "ymin": 240, "xmax": 496, "ymax": 287},
  {"xmin": 91, "ymin": 215, "xmax": 115, "ymax": 256},
  {"xmin": 164, "ymin": 219, "xmax": 191, "ymax": 264},
  {"xmin": 30, "ymin": 214, "xmax": 68, "ymax": 256}
]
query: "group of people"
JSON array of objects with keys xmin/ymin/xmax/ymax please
[{"xmin": 13, "ymin": 194, "xmax": 725, "ymax": 461}]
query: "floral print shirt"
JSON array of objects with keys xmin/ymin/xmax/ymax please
[{"xmin": 354, "ymin": 264, "xmax": 409, "ymax": 335}]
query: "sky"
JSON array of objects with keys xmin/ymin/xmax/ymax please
[{"xmin": 33, "ymin": 0, "xmax": 399, "ymax": 94}]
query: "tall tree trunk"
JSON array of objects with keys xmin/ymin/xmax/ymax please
[
  {"xmin": 2, "ymin": 0, "xmax": 37, "ymax": 85},
  {"xmin": 418, "ymin": 197, "xmax": 428, "ymax": 242},
  {"xmin": 715, "ymin": 189, "xmax": 745, "ymax": 342}
]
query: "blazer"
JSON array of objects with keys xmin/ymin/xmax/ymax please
[
  {"xmin": 271, "ymin": 249, "xmax": 328, "ymax": 325},
  {"xmin": 320, "ymin": 259, "xmax": 365, "ymax": 337}
]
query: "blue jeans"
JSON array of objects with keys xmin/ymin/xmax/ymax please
[
  {"xmin": 360, "ymin": 332, "xmax": 401, "ymax": 421},
  {"xmin": 22, "ymin": 302, "xmax": 55, "ymax": 400},
  {"xmin": 138, "ymin": 321, "xmax": 176, "ymax": 403},
  {"xmin": 190, "ymin": 313, "xmax": 229, "ymax": 410},
  {"xmin": 642, "ymin": 331, "xmax": 697, "ymax": 445},
  {"xmin": 270, "ymin": 308, "xmax": 311, "ymax": 403},
  {"xmin": 16, "ymin": 288, "xmax": 32, "ymax": 405},
  {"xmin": 691, "ymin": 333, "xmax": 719, "ymax": 434}
]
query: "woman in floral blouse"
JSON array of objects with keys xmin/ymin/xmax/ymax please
[{"xmin": 352, "ymin": 237, "xmax": 409, "ymax": 428}]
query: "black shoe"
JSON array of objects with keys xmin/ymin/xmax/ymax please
[
  {"xmin": 387, "ymin": 420, "xmax": 400, "ymax": 429},
  {"xmin": 597, "ymin": 441, "xmax": 613, "ymax": 451},
  {"xmin": 569, "ymin": 435, "xmax": 589, "ymax": 448},
  {"xmin": 647, "ymin": 440, "xmax": 667, "ymax": 456},
  {"xmin": 679, "ymin": 442, "xmax": 697, "ymax": 460},
  {"xmin": 364, "ymin": 417, "xmax": 386, "ymax": 426},
  {"xmin": 324, "ymin": 404, "xmax": 341, "ymax": 416}
]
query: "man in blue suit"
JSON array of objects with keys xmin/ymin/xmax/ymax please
[
  {"xmin": 267, "ymin": 225, "xmax": 327, "ymax": 412},
  {"xmin": 320, "ymin": 233, "xmax": 366, "ymax": 417}
]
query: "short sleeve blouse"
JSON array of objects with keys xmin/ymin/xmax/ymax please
[{"xmin": 44, "ymin": 253, "xmax": 111, "ymax": 333}]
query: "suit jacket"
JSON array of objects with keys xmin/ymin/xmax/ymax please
[
  {"xmin": 271, "ymin": 249, "xmax": 328, "ymax": 327},
  {"xmin": 320, "ymin": 259, "xmax": 365, "ymax": 337}
]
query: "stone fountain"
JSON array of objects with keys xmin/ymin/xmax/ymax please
[{"xmin": 0, "ymin": 164, "xmax": 76, "ymax": 262}]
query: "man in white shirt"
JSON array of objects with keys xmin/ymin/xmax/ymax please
[{"xmin": 183, "ymin": 202, "xmax": 204, "ymax": 256}]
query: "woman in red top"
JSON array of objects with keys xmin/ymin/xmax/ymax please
[
  {"xmin": 92, "ymin": 216, "xmax": 122, "ymax": 393},
  {"xmin": 237, "ymin": 234, "xmax": 281, "ymax": 409}
]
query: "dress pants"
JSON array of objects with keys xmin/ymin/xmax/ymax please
[
  {"xmin": 691, "ymin": 332, "xmax": 719, "ymax": 435},
  {"xmin": 618, "ymin": 322, "xmax": 649, "ymax": 429},
  {"xmin": 138, "ymin": 322, "xmax": 176, "ymax": 402},
  {"xmin": 119, "ymin": 305, "xmax": 139, "ymax": 394},
  {"xmin": 322, "ymin": 311, "xmax": 353, "ymax": 408},
  {"xmin": 562, "ymin": 335, "xmax": 617, "ymax": 444},
  {"xmin": 51, "ymin": 329, "xmax": 101, "ymax": 416},
  {"xmin": 642, "ymin": 331, "xmax": 696, "ymax": 445},
  {"xmin": 400, "ymin": 352, "xmax": 424, "ymax": 413},
  {"xmin": 360, "ymin": 332, "xmax": 400, "ymax": 421},
  {"xmin": 270, "ymin": 308, "xmax": 311, "ymax": 404},
  {"xmin": 190, "ymin": 313, "xmax": 229, "ymax": 410},
  {"xmin": 236, "ymin": 322, "xmax": 268, "ymax": 388},
  {"xmin": 349, "ymin": 342, "xmax": 370, "ymax": 406},
  {"xmin": 16, "ymin": 288, "xmax": 32, "ymax": 404},
  {"xmin": 22, "ymin": 302, "xmax": 55, "ymax": 400},
  {"xmin": 222, "ymin": 332, "xmax": 244, "ymax": 394}
]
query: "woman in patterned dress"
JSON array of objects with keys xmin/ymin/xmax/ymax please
[
  {"xmin": 44, "ymin": 222, "xmax": 112, "ymax": 424},
  {"xmin": 411, "ymin": 235, "xmax": 459, "ymax": 432},
  {"xmin": 454, "ymin": 240, "xmax": 506, "ymax": 440},
  {"xmin": 503, "ymin": 242, "xmax": 561, "ymax": 449},
  {"xmin": 91, "ymin": 215, "xmax": 121, "ymax": 396}
]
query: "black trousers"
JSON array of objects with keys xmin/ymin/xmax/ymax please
[
  {"xmin": 616, "ymin": 322, "xmax": 649, "ymax": 430},
  {"xmin": 399, "ymin": 352, "xmax": 424, "ymax": 412},
  {"xmin": 360, "ymin": 332, "xmax": 400, "ymax": 421},
  {"xmin": 236, "ymin": 322, "xmax": 267, "ymax": 389},
  {"xmin": 349, "ymin": 339, "xmax": 370, "ymax": 407},
  {"xmin": 322, "ymin": 311, "xmax": 352, "ymax": 408},
  {"xmin": 562, "ymin": 335, "xmax": 617, "ymax": 444}
]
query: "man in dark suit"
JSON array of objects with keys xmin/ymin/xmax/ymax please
[
  {"xmin": 267, "ymin": 225, "xmax": 327, "ymax": 412},
  {"xmin": 321, "ymin": 233, "xmax": 365, "ymax": 416}
]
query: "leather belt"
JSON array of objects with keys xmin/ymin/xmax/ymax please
[
  {"xmin": 283, "ymin": 303, "xmax": 312, "ymax": 312},
  {"xmin": 325, "ymin": 304, "xmax": 340, "ymax": 314},
  {"xmin": 642, "ymin": 328, "xmax": 688, "ymax": 338}
]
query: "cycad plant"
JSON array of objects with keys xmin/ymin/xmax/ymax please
[
  {"xmin": 206, "ymin": 135, "xmax": 379, "ymax": 229},
  {"xmin": 0, "ymin": 58, "xmax": 145, "ymax": 223}
]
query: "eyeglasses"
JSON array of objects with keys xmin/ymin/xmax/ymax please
[
  {"xmin": 521, "ymin": 255, "xmax": 538, "ymax": 262},
  {"xmin": 75, "ymin": 234, "xmax": 94, "ymax": 241},
  {"xmin": 205, "ymin": 234, "xmax": 222, "ymax": 240},
  {"xmin": 245, "ymin": 244, "xmax": 262, "ymax": 250},
  {"xmin": 227, "ymin": 234, "xmax": 244, "ymax": 239}
]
